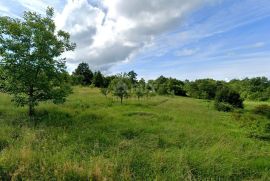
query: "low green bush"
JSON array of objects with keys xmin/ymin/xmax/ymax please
[{"xmin": 214, "ymin": 101, "xmax": 234, "ymax": 112}]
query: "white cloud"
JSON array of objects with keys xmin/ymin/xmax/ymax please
[{"xmin": 55, "ymin": 0, "xmax": 218, "ymax": 71}]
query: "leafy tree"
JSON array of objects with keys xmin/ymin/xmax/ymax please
[
  {"xmin": 138, "ymin": 78, "xmax": 146, "ymax": 88},
  {"xmin": 135, "ymin": 80, "xmax": 146, "ymax": 100},
  {"xmin": 229, "ymin": 77, "xmax": 270, "ymax": 101},
  {"xmin": 167, "ymin": 78, "xmax": 186, "ymax": 96},
  {"xmin": 72, "ymin": 62, "xmax": 93, "ymax": 85},
  {"xmin": 103, "ymin": 75, "xmax": 116, "ymax": 88},
  {"xmin": 109, "ymin": 74, "xmax": 131, "ymax": 104},
  {"xmin": 127, "ymin": 70, "xmax": 138, "ymax": 85},
  {"xmin": 93, "ymin": 71, "xmax": 104, "ymax": 87},
  {"xmin": 185, "ymin": 79, "xmax": 217, "ymax": 99},
  {"xmin": 0, "ymin": 8, "xmax": 75, "ymax": 117}
]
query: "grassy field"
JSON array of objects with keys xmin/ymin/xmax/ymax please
[{"xmin": 0, "ymin": 87, "xmax": 269, "ymax": 180}]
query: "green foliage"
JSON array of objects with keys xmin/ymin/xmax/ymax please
[
  {"xmin": 93, "ymin": 71, "xmax": 104, "ymax": 88},
  {"xmin": 0, "ymin": 139, "xmax": 8, "ymax": 152},
  {"xmin": 0, "ymin": 87, "xmax": 270, "ymax": 180},
  {"xmin": 127, "ymin": 70, "xmax": 138, "ymax": 85},
  {"xmin": 72, "ymin": 62, "xmax": 93, "ymax": 85},
  {"xmin": 214, "ymin": 101, "xmax": 234, "ymax": 112},
  {"xmin": 100, "ymin": 88, "xmax": 109, "ymax": 97},
  {"xmin": 153, "ymin": 76, "xmax": 186, "ymax": 96},
  {"xmin": 135, "ymin": 85, "xmax": 145, "ymax": 100},
  {"xmin": 229, "ymin": 77, "xmax": 270, "ymax": 101},
  {"xmin": 253, "ymin": 104, "xmax": 270, "ymax": 119},
  {"xmin": 185, "ymin": 79, "xmax": 219, "ymax": 99},
  {"xmin": 0, "ymin": 7, "xmax": 75, "ymax": 117},
  {"xmin": 109, "ymin": 74, "xmax": 131, "ymax": 104},
  {"xmin": 215, "ymin": 86, "xmax": 243, "ymax": 109}
]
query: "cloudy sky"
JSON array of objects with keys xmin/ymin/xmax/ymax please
[{"xmin": 0, "ymin": 0, "xmax": 270, "ymax": 80}]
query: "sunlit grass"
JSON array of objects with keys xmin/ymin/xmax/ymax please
[{"xmin": 0, "ymin": 87, "xmax": 269, "ymax": 180}]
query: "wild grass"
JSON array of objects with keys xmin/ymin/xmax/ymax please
[{"xmin": 0, "ymin": 87, "xmax": 269, "ymax": 180}]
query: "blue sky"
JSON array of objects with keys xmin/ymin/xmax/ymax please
[{"xmin": 0, "ymin": 0, "xmax": 269, "ymax": 80}]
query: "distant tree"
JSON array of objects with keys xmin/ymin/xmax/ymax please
[
  {"xmin": 228, "ymin": 77, "xmax": 270, "ymax": 101},
  {"xmin": 185, "ymin": 79, "xmax": 217, "ymax": 99},
  {"xmin": 71, "ymin": 74, "xmax": 84, "ymax": 86},
  {"xmin": 167, "ymin": 78, "xmax": 186, "ymax": 96},
  {"xmin": 138, "ymin": 78, "xmax": 146, "ymax": 88},
  {"xmin": 103, "ymin": 75, "xmax": 116, "ymax": 88},
  {"xmin": 134, "ymin": 79, "xmax": 146, "ymax": 100},
  {"xmin": 135, "ymin": 85, "xmax": 145, "ymax": 100},
  {"xmin": 0, "ymin": 7, "xmax": 75, "ymax": 117},
  {"xmin": 93, "ymin": 71, "xmax": 104, "ymax": 87},
  {"xmin": 109, "ymin": 74, "xmax": 131, "ymax": 104},
  {"xmin": 127, "ymin": 70, "xmax": 138, "ymax": 85},
  {"xmin": 72, "ymin": 62, "xmax": 93, "ymax": 85}
]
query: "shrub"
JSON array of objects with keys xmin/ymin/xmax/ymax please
[
  {"xmin": 214, "ymin": 101, "xmax": 234, "ymax": 112},
  {"xmin": 215, "ymin": 86, "xmax": 243, "ymax": 109},
  {"xmin": 253, "ymin": 105, "xmax": 270, "ymax": 118}
]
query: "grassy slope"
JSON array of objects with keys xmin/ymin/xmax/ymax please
[{"xmin": 0, "ymin": 87, "xmax": 269, "ymax": 180}]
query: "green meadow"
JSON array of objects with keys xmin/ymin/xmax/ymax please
[{"xmin": 0, "ymin": 87, "xmax": 269, "ymax": 180}]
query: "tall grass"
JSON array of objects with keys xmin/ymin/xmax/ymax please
[{"xmin": 0, "ymin": 87, "xmax": 269, "ymax": 180}]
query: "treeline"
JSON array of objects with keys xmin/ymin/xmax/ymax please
[
  {"xmin": 71, "ymin": 63, "xmax": 269, "ymax": 101},
  {"xmin": 69, "ymin": 62, "xmax": 269, "ymax": 110}
]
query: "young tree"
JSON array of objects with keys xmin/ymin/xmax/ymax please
[
  {"xmin": 135, "ymin": 85, "xmax": 145, "ymax": 100},
  {"xmin": 109, "ymin": 75, "xmax": 131, "ymax": 104},
  {"xmin": 72, "ymin": 62, "xmax": 93, "ymax": 85},
  {"xmin": 0, "ymin": 8, "xmax": 75, "ymax": 117},
  {"xmin": 100, "ymin": 88, "xmax": 109, "ymax": 98}
]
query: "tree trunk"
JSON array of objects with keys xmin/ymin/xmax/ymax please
[
  {"xmin": 28, "ymin": 86, "xmax": 35, "ymax": 118},
  {"xmin": 29, "ymin": 103, "xmax": 34, "ymax": 117},
  {"xmin": 120, "ymin": 96, "xmax": 123, "ymax": 104}
]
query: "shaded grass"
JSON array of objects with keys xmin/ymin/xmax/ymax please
[{"xmin": 0, "ymin": 88, "xmax": 269, "ymax": 180}]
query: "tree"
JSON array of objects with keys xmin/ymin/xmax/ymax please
[
  {"xmin": 185, "ymin": 79, "xmax": 217, "ymax": 99},
  {"xmin": 0, "ymin": 8, "xmax": 75, "ymax": 117},
  {"xmin": 93, "ymin": 71, "xmax": 104, "ymax": 87},
  {"xmin": 127, "ymin": 70, "xmax": 138, "ymax": 86},
  {"xmin": 100, "ymin": 88, "xmax": 109, "ymax": 98},
  {"xmin": 72, "ymin": 62, "xmax": 93, "ymax": 85},
  {"xmin": 109, "ymin": 74, "xmax": 131, "ymax": 104},
  {"xmin": 167, "ymin": 78, "xmax": 186, "ymax": 96},
  {"xmin": 103, "ymin": 75, "xmax": 116, "ymax": 88},
  {"xmin": 135, "ymin": 85, "xmax": 145, "ymax": 100}
]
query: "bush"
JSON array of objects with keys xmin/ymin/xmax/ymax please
[
  {"xmin": 214, "ymin": 101, "xmax": 234, "ymax": 112},
  {"xmin": 215, "ymin": 86, "xmax": 243, "ymax": 109},
  {"xmin": 253, "ymin": 105, "xmax": 270, "ymax": 118}
]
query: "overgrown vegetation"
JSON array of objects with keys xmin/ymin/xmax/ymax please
[{"xmin": 0, "ymin": 88, "xmax": 269, "ymax": 180}]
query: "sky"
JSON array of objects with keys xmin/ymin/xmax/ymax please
[{"xmin": 0, "ymin": 0, "xmax": 269, "ymax": 80}]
